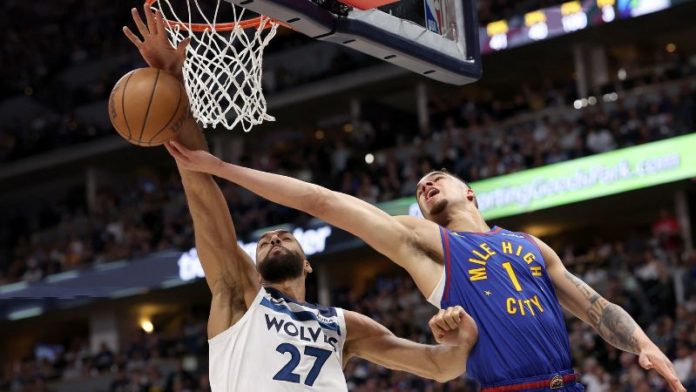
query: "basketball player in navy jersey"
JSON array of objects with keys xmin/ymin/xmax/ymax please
[
  {"xmin": 123, "ymin": 7, "xmax": 479, "ymax": 391},
  {"xmin": 166, "ymin": 139, "xmax": 686, "ymax": 391}
]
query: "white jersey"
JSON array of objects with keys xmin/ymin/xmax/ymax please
[{"xmin": 209, "ymin": 287, "xmax": 348, "ymax": 391}]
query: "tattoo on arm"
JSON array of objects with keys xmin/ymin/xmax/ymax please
[{"xmin": 564, "ymin": 271, "xmax": 640, "ymax": 353}]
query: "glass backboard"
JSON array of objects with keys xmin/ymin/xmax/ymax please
[{"xmin": 227, "ymin": 0, "xmax": 482, "ymax": 85}]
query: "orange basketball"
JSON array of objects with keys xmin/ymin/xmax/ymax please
[{"xmin": 108, "ymin": 67, "xmax": 189, "ymax": 147}]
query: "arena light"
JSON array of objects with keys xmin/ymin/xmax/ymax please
[
  {"xmin": 110, "ymin": 287, "xmax": 148, "ymax": 299},
  {"xmin": 365, "ymin": 153, "xmax": 375, "ymax": 164},
  {"xmin": 617, "ymin": 68, "xmax": 627, "ymax": 80},
  {"xmin": 45, "ymin": 270, "xmax": 80, "ymax": 283},
  {"xmin": 8, "ymin": 306, "xmax": 43, "ymax": 321},
  {"xmin": 479, "ymin": 0, "xmax": 686, "ymax": 55},
  {"xmin": 620, "ymin": 0, "xmax": 670, "ymax": 17},
  {"xmin": 141, "ymin": 319, "xmax": 154, "ymax": 334},
  {"xmin": 0, "ymin": 281, "xmax": 28, "ymax": 294}
]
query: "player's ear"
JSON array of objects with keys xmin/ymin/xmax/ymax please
[
  {"xmin": 466, "ymin": 188, "xmax": 479, "ymax": 208},
  {"xmin": 304, "ymin": 260, "xmax": 313, "ymax": 275},
  {"xmin": 466, "ymin": 187, "xmax": 475, "ymax": 201}
]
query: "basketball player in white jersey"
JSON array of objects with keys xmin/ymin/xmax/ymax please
[{"xmin": 123, "ymin": 7, "xmax": 478, "ymax": 391}]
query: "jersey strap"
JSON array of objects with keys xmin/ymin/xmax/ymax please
[{"xmin": 440, "ymin": 226, "xmax": 453, "ymax": 303}]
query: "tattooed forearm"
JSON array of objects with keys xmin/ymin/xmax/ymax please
[
  {"xmin": 564, "ymin": 271, "xmax": 640, "ymax": 353},
  {"xmin": 598, "ymin": 301, "xmax": 640, "ymax": 353}
]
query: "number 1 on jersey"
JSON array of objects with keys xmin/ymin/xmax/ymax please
[{"xmin": 502, "ymin": 262, "xmax": 523, "ymax": 291}]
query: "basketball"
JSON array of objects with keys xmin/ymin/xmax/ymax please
[{"xmin": 108, "ymin": 67, "xmax": 189, "ymax": 147}]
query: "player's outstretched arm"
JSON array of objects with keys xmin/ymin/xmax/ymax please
[
  {"xmin": 172, "ymin": 125, "xmax": 260, "ymax": 336},
  {"xmin": 342, "ymin": 306, "xmax": 477, "ymax": 383},
  {"xmin": 163, "ymin": 140, "xmax": 445, "ymax": 296},
  {"xmin": 123, "ymin": 6, "xmax": 260, "ymax": 339},
  {"xmin": 535, "ymin": 237, "xmax": 686, "ymax": 392}
]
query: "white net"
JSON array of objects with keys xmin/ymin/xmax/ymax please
[{"xmin": 151, "ymin": 0, "xmax": 279, "ymax": 132}]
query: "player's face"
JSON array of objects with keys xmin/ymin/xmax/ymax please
[
  {"xmin": 415, "ymin": 172, "xmax": 470, "ymax": 220},
  {"xmin": 255, "ymin": 230, "xmax": 308, "ymax": 283}
]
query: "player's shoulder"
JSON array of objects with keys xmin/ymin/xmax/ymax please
[
  {"xmin": 394, "ymin": 215, "xmax": 442, "ymax": 240},
  {"xmin": 489, "ymin": 226, "xmax": 536, "ymax": 241}
]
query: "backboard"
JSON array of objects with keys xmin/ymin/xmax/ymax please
[{"xmin": 227, "ymin": 0, "xmax": 482, "ymax": 85}]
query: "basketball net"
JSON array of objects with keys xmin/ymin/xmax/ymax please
[{"xmin": 147, "ymin": 0, "xmax": 279, "ymax": 132}]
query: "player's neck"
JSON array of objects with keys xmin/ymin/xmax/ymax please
[
  {"xmin": 443, "ymin": 208, "xmax": 490, "ymax": 233},
  {"xmin": 264, "ymin": 278, "xmax": 306, "ymax": 302}
]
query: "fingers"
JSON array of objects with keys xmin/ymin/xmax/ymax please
[
  {"xmin": 177, "ymin": 37, "xmax": 192, "ymax": 55},
  {"xmin": 155, "ymin": 9, "xmax": 168, "ymax": 37},
  {"xmin": 131, "ymin": 7, "xmax": 150, "ymax": 37},
  {"xmin": 428, "ymin": 310, "xmax": 447, "ymax": 341},
  {"xmin": 433, "ymin": 313, "xmax": 452, "ymax": 331},
  {"xmin": 660, "ymin": 362, "xmax": 685, "ymax": 392},
  {"xmin": 453, "ymin": 306, "xmax": 466, "ymax": 324},
  {"xmin": 169, "ymin": 140, "xmax": 189, "ymax": 156},
  {"xmin": 143, "ymin": 3, "xmax": 158, "ymax": 35},
  {"xmin": 164, "ymin": 141, "xmax": 186, "ymax": 162},
  {"xmin": 122, "ymin": 26, "xmax": 143, "ymax": 49},
  {"xmin": 443, "ymin": 306, "xmax": 462, "ymax": 330},
  {"xmin": 430, "ymin": 307, "xmax": 462, "ymax": 332},
  {"xmin": 646, "ymin": 355, "xmax": 684, "ymax": 392},
  {"xmin": 164, "ymin": 142, "xmax": 178, "ymax": 158},
  {"xmin": 670, "ymin": 380, "xmax": 687, "ymax": 392}
]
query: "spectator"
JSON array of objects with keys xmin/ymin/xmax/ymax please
[
  {"xmin": 94, "ymin": 342, "xmax": 115, "ymax": 373},
  {"xmin": 674, "ymin": 343, "xmax": 693, "ymax": 383},
  {"xmin": 164, "ymin": 359, "xmax": 196, "ymax": 392},
  {"xmin": 586, "ymin": 126, "xmax": 617, "ymax": 153}
]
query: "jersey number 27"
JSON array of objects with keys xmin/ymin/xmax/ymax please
[{"xmin": 273, "ymin": 343, "xmax": 332, "ymax": 386}]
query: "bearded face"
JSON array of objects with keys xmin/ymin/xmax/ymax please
[
  {"xmin": 257, "ymin": 246, "xmax": 305, "ymax": 283},
  {"xmin": 255, "ymin": 230, "xmax": 308, "ymax": 283}
]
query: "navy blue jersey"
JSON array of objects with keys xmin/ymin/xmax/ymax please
[{"xmin": 438, "ymin": 226, "xmax": 580, "ymax": 388}]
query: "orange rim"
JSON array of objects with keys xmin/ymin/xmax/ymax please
[{"xmin": 144, "ymin": 0, "xmax": 286, "ymax": 31}]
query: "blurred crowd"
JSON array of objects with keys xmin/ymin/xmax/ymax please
[
  {"xmin": 0, "ymin": 311, "xmax": 212, "ymax": 392},
  {"xmin": 0, "ymin": 0, "xmax": 136, "ymax": 162},
  {"xmin": 2, "ymin": 226, "xmax": 695, "ymax": 391},
  {"xmin": 2, "ymin": 60, "xmax": 695, "ymax": 284}
]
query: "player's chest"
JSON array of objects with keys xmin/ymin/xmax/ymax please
[
  {"xmin": 451, "ymin": 236, "xmax": 551, "ymax": 317},
  {"xmin": 257, "ymin": 311, "xmax": 342, "ymax": 353}
]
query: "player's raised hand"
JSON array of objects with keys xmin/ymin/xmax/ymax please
[
  {"xmin": 123, "ymin": 4, "xmax": 191, "ymax": 79},
  {"xmin": 638, "ymin": 346, "xmax": 686, "ymax": 392},
  {"xmin": 428, "ymin": 306, "xmax": 478, "ymax": 348},
  {"xmin": 165, "ymin": 140, "xmax": 224, "ymax": 175}
]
